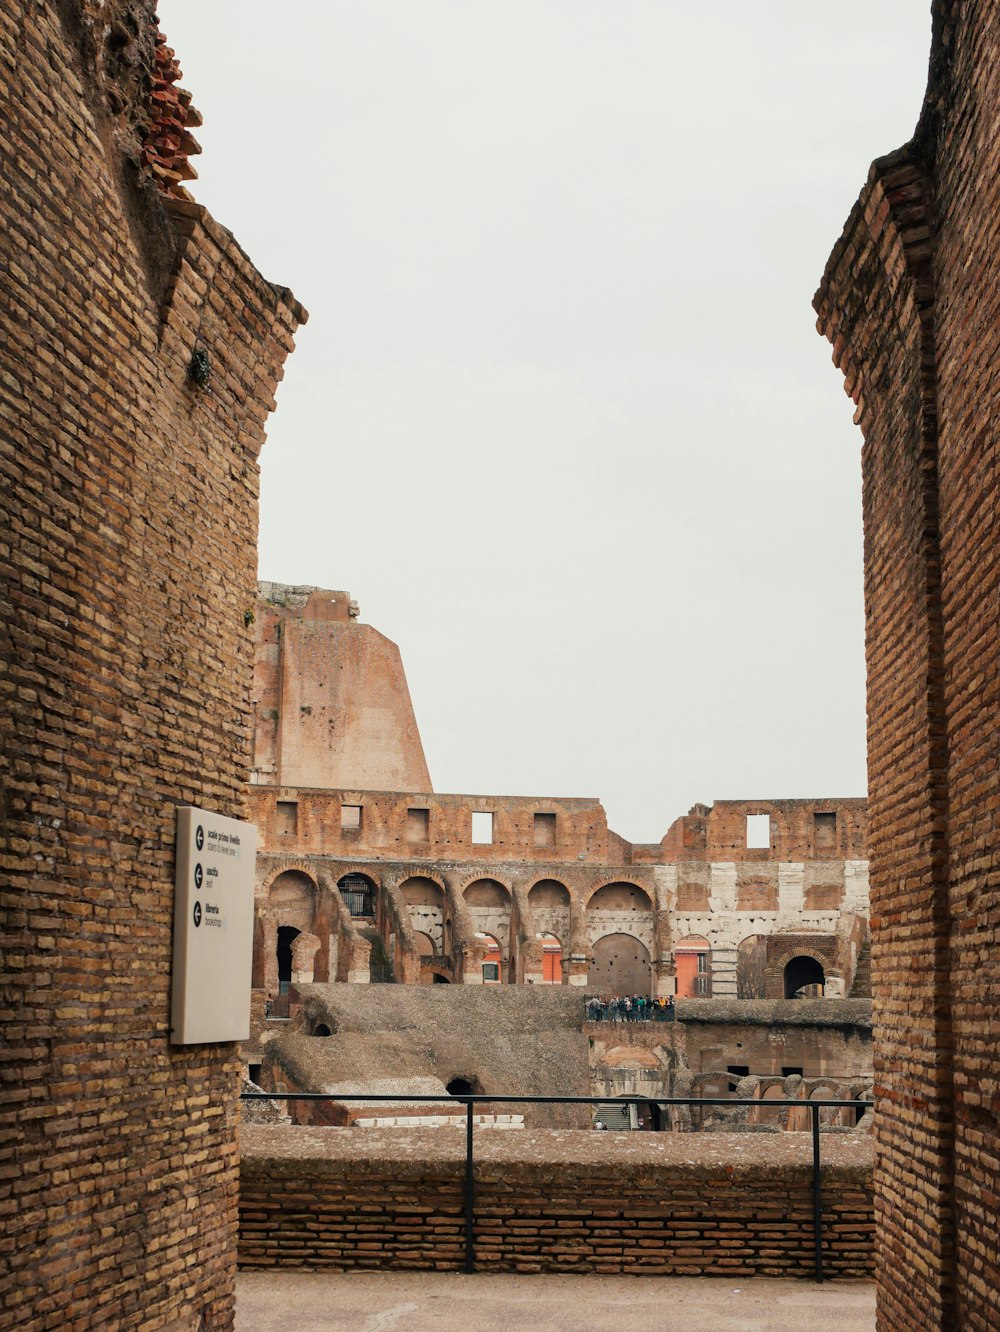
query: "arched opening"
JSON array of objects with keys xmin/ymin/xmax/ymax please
[
  {"xmin": 401, "ymin": 877, "xmax": 446, "ymax": 954},
  {"xmin": 528, "ymin": 879, "xmax": 570, "ymax": 909},
  {"xmin": 590, "ymin": 933, "xmax": 652, "ymax": 996},
  {"xmin": 736, "ymin": 934, "xmax": 767, "ymax": 999},
  {"xmin": 432, "ymin": 972, "xmax": 450, "ymax": 984},
  {"xmin": 478, "ymin": 933, "xmax": 502, "ymax": 983},
  {"xmin": 587, "ymin": 882, "xmax": 653, "ymax": 913},
  {"xmin": 276, "ymin": 925, "xmax": 300, "ymax": 994},
  {"xmin": 758, "ymin": 1083, "xmax": 787, "ymax": 1126},
  {"xmin": 311, "ymin": 1023, "xmax": 331, "ymax": 1037},
  {"xmin": 537, "ymin": 932, "xmax": 563, "ymax": 983},
  {"xmin": 784, "ymin": 955, "xmax": 826, "ymax": 998},
  {"xmin": 674, "ymin": 936, "xmax": 712, "ymax": 998},
  {"xmin": 463, "ymin": 878, "xmax": 510, "ymax": 907},
  {"xmin": 337, "ymin": 873, "xmax": 376, "ymax": 918},
  {"xmin": 446, "ymin": 1076, "xmax": 477, "ymax": 1096}
]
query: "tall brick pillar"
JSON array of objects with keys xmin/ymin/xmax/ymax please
[
  {"xmin": 815, "ymin": 4, "xmax": 1000, "ymax": 1327},
  {"xmin": 0, "ymin": 4, "xmax": 305, "ymax": 1327}
]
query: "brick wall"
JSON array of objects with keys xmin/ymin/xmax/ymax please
[
  {"xmin": 239, "ymin": 1126, "xmax": 874, "ymax": 1277},
  {"xmin": 815, "ymin": 2, "xmax": 1000, "ymax": 1327},
  {"xmin": 0, "ymin": 4, "xmax": 303, "ymax": 1327}
]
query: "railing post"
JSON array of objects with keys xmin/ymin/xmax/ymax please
[
  {"xmin": 811, "ymin": 1101, "xmax": 824, "ymax": 1282},
  {"xmin": 464, "ymin": 1099, "xmax": 475, "ymax": 1273}
]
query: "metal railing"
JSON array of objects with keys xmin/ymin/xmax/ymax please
[{"xmin": 241, "ymin": 1091, "xmax": 866, "ymax": 1281}]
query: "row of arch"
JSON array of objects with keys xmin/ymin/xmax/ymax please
[{"xmin": 262, "ymin": 866, "xmax": 827, "ymax": 999}]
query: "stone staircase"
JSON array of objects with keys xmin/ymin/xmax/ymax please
[{"xmin": 594, "ymin": 1102, "xmax": 635, "ymax": 1131}]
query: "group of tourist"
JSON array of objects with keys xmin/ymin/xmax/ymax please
[{"xmin": 585, "ymin": 994, "xmax": 674, "ymax": 1023}]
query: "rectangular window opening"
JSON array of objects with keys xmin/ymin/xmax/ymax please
[
  {"xmin": 471, "ymin": 810, "xmax": 494, "ymax": 845},
  {"xmin": 533, "ymin": 812, "xmax": 556, "ymax": 848},
  {"xmin": 406, "ymin": 807, "xmax": 429, "ymax": 843},
  {"xmin": 276, "ymin": 801, "xmax": 298, "ymax": 836},
  {"xmin": 341, "ymin": 804, "xmax": 362, "ymax": 833},
  {"xmin": 814, "ymin": 811, "xmax": 837, "ymax": 851},
  {"xmin": 782, "ymin": 1066, "xmax": 804, "ymax": 1078},
  {"xmin": 746, "ymin": 813, "xmax": 770, "ymax": 849}
]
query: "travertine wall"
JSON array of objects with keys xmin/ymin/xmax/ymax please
[
  {"xmin": 815, "ymin": 2, "xmax": 1000, "ymax": 1326},
  {"xmin": 0, "ymin": 5, "xmax": 303, "ymax": 1326}
]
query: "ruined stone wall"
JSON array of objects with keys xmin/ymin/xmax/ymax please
[
  {"xmin": 0, "ymin": 5, "xmax": 303, "ymax": 1326},
  {"xmin": 676, "ymin": 1001, "xmax": 872, "ymax": 1080},
  {"xmin": 251, "ymin": 585, "xmax": 432, "ymax": 792},
  {"xmin": 248, "ymin": 786, "xmax": 613, "ymax": 863},
  {"xmin": 239, "ymin": 1125, "xmax": 875, "ymax": 1277},
  {"xmin": 248, "ymin": 788, "xmax": 869, "ymax": 1004},
  {"xmin": 815, "ymin": 3, "xmax": 1000, "ymax": 1326}
]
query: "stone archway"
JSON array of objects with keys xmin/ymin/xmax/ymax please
[
  {"xmin": 589, "ymin": 933, "xmax": 652, "ymax": 996},
  {"xmin": 784, "ymin": 954, "xmax": 826, "ymax": 998}
]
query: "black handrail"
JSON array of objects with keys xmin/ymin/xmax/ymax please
[{"xmin": 241, "ymin": 1091, "xmax": 869, "ymax": 1281}]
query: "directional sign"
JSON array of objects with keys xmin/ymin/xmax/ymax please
[{"xmin": 170, "ymin": 806, "xmax": 256, "ymax": 1044}]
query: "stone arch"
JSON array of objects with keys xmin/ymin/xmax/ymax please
[
  {"xmin": 257, "ymin": 857, "xmax": 321, "ymax": 892},
  {"xmin": 765, "ymin": 944, "xmax": 832, "ymax": 999},
  {"xmin": 267, "ymin": 869, "xmax": 318, "ymax": 927},
  {"xmin": 783, "ymin": 953, "xmax": 826, "ymax": 998},
  {"xmin": 337, "ymin": 871, "xmax": 377, "ymax": 918},
  {"xmin": 585, "ymin": 880, "xmax": 654, "ymax": 912},
  {"xmin": 589, "ymin": 932, "xmax": 652, "ymax": 996},
  {"xmin": 262, "ymin": 871, "xmax": 321, "ymax": 1001},
  {"xmin": 462, "ymin": 879, "xmax": 512, "ymax": 971},
  {"xmin": 400, "ymin": 874, "xmax": 446, "ymax": 905},
  {"xmin": 401, "ymin": 876, "xmax": 446, "ymax": 954},
  {"xmin": 528, "ymin": 878, "xmax": 570, "ymax": 908},
  {"xmin": 462, "ymin": 878, "xmax": 511, "ymax": 907}
]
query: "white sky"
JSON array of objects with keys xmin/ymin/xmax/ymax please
[{"xmin": 167, "ymin": 2, "xmax": 933, "ymax": 842}]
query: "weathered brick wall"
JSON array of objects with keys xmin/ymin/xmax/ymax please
[
  {"xmin": 815, "ymin": 2, "xmax": 1000, "ymax": 1327},
  {"xmin": 0, "ymin": 4, "xmax": 303, "ymax": 1327},
  {"xmin": 239, "ymin": 1126, "xmax": 874, "ymax": 1277}
]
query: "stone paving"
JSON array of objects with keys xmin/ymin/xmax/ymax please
[{"xmin": 236, "ymin": 1270, "xmax": 875, "ymax": 1331}]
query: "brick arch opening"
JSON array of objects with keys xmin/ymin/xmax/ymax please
[
  {"xmin": 401, "ymin": 876, "xmax": 445, "ymax": 955},
  {"xmin": 528, "ymin": 879, "xmax": 570, "ymax": 908},
  {"xmin": 784, "ymin": 954, "xmax": 826, "ymax": 999},
  {"xmin": 463, "ymin": 878, "xmax": 510, "ymax": 907},
  {"xmin": 337, "ymin": 872, "xmax": 376, "ymax": 918},
  {"xmin": 587, "ymin": 881, "xmax": 653, "ymax": 912}
]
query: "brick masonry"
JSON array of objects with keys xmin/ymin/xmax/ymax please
[
  {"xmin": 239, "ymin": 1126, "xmax": 874, "ymax": 1278},
  {"xmin": 0, "ymin": 4, "xmax": 303, "ymax": 1328},
  {"xmin": 815, "ymin": 2, "xmax": 1000, "ymax": 1327}
]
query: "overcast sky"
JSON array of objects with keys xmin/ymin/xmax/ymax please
[{"xmin": 168, "ymin": 2, "xmax": 932, "ymax": 842}]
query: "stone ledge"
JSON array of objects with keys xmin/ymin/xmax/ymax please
[{"xmin": 241, "ymin": 1124, "xmax": 872, "ymax": 1180}]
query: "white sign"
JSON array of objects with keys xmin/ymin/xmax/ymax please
[{"xmin": 170, "ymin": 806, "xmax": 256, "ymax": 1044}]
